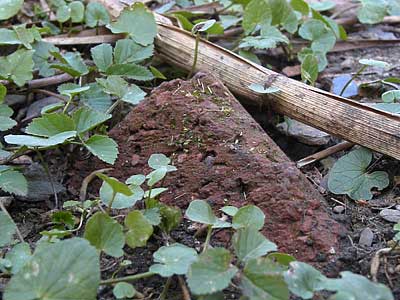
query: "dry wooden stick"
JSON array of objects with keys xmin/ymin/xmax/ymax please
[
  {"xmin": 87, "ymin": 1, "xmax": 400, "ymax": 161},
  {"xmin": 296, "ymin": 141, "xmax": 354, "ymax": 168}
]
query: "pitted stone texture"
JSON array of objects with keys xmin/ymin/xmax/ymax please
[{"xmin": 70, "ymin": 73, "xmax": 343, "ymax": 262}]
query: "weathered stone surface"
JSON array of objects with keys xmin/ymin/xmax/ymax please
[{"xmin": 70, "ymin": 73, "xmax": 343, "ymax": 262}]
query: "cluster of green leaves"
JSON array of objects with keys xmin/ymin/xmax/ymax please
[
  {"xmin": 0, "ymin": 170, "xmax": 394, "ymax": 299},
  {"xmin": 0, "ymin": 3, "xmax": 158, "ymax": 197},
  {"xmin": 357, "ymin": 0, "xmax": 400, "ymax": 24},
  {"xmin": 238, "ymin": 0, "xmax": 347, "ymax": 84}
]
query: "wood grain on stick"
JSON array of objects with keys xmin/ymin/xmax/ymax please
[{"xmin": 89, "ymin": 0, "xmax": 400, "ymax": 160}]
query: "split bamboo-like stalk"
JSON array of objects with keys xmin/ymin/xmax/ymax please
[{"xmin": 87, "ymin": 0, "xmax": 400, "ymax": 160}]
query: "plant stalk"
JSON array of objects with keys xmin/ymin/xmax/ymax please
[
  {"xmin": 100, "ymin": 271, "xmax": 155, "ymax": 285},
  {"xmin": 106, "ymin": 191, "xmax": 117, "ymax": 215},
  {"xmin": 187, "ymin": 33, "xmax": 200, "ymax": 79},
  {"xmin": 339, "ymin": 65, "xmax": 367, "ymax": 96},
  {"xmin": 202, "ymin": 225, "xmax": 213, "ymax": 253}
]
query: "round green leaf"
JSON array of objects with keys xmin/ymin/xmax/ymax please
[
  {"xmin": 0, "ymin": 0, "xmax": 23, "ymax": 20},
  {"xmin": 185, "ymin": 199, "xmax": 217, "ymax": 225},
  {"xmin": 56, "ymin": 5, "xmax": 71, "ymax": 23},
  {"xmin": 327, "ymin": 148, "xmax": 389, "ymax": 200},
  {"xmin": 126, "ymin": 174, "xmax": 146, "ymax": 185},
  {"xmin": 359, "ymin": 58, "xmax": 390, "ymax": 69},
  {"xmin": 84, "ymin": 212, "xmax": 125, "ymax": 257},
  {"xmin": 113, "ymin": 282, "xmax": 136, "ymax": 299},
  {"xmin": 106, "ymin": 3, "xmax": 157, "ymax": 46},
  {"xmin": 220, "ymin": 205, "xmax": 238, "ymax": 216},
  {"xmin": 85, "ymin": 2, "xmax": 110, "ymax": 28},
  {"xmin": 284, "ymin": 261, "xmax": 327, "ymax": 299},
  {"xmin": 187, "ymin": 248, "xmax": 238, "ymax": 295},
  {"xmin": 69, "ymin": 1, "xmax": 84, "ymax": 23},
  {"xmin": 146, "ymin": 168, "xmax": 167, "ymax": 187},
  {"xmin": 232, "ymin": 205, "xmax": 265, "ymax": 230},
  {"xmin": 5, "ymin": 242, "xmax": 32, "ymax": 274},
  {"xmin": 4, "ymin": 238, "xmax": 100, "ymax": 300},
  {"xmin": 150, "ymin": 243, "xmax": 198, "ymax": 277},
  {"xmin": 148, "ymin": 153, "xmax": 170, "ymax": 169},
  {"xmin": 124, "ymin": 210, "xmax": 153, "ymax": 249},
  {"xmin": 309, "ymin": 1, "xmax": 335, "ymax": 11},
  {"xmin": 382, "ymin": 90, "xmax": 400, "ymax": 103}
]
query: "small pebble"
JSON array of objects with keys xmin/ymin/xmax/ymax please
[
  {"xmin": 379, "ymin": 209, "xmax": 400, "ymax": 223},
  {"xmin": 333, "ymin": 205, "xmax": 345, "ymax": 214},
  {"xmin": 358, "ymin": 227, "xmax": 374, "ymax": 247}
]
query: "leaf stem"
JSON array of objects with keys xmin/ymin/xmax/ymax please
[
  {"xmin": 106, "ymin": 191, "xmax": 117, "ymax": 215},
  {"xmin": 339, "ymin": 65, "xmax": 367, "ymax": 96},
  {"xmin": 100, "ymin": 271, "xmax": 155, "ymax": 285},
  {"xmin": 106, "ymin": 99, "xmax": 121, "ymax": 114},
  {"xmin": 188, "ymin": 33, "xmax": 200, "ymax": 79},
  {"xmin": 35, "ymin": 149, "xmax": 59, "ymax": 208},
  {"xmin": 62, "ymin": 96, "xmax": 73, "ymax": 114},
  {"xmin": 202, "ymin": 225, "xmax": 213, "ymax": 253},
  {"xmin": 159, "ymin": 277, "xmax": 172, "ymax": 300}
]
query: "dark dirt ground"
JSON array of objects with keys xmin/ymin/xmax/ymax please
[{"xmin": 2, "ymin": 14, "xmax": 400, "ymax": 300}]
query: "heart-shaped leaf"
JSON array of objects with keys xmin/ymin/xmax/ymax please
[
  {"xmin": 4, "ymin": 238, "xmax": 100, "ymax": 300},
  {"xmin": 91, "ymin": 43, "xmax": 113, "ymax": 72},
  {"xmin": 232, "ymin": 205, "xmax": 265, "ymax": 230},
  {"xmin": 124, "ymin": 210, "xmax": 153, "ymax": 248},
  {"xmin": 113, "ymin": 282, "xmax": 136, "ymax": 299},
  {"xmin": 100, "ymin": 181, "xmax": 143, "ymax": 209},
  {"xmin": 233, "ymin": 227, "xmax": 277, "ymax": 262},
  {"xmin": 0, "ymin": 0, "xmax": 24, "ymax": 20},
  {"xmin": 84, "ymin": 212, "xmax": 125, "ymax": 257},
  {"xmin": 328, "ymin": 148, "xmax": 389, "ymax": 200},
  {"xmin": 150, "ymin": 243, "xmax": 198, "ymax": 277},
  {"xmin": 85, "ymin": 2, "xmax": 110, "ymax": 28},
  {"xmin": 187, "ymin": 248, "xmax": 238, "ymax": 295}
]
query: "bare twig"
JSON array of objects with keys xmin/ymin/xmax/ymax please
[
  {"xmin": 178, "ymin": 276, "xmax": 191, "ymax": 300},
  {"xmin": 80, "ymin": 168, "xmax": 113, "ymax": 201}
]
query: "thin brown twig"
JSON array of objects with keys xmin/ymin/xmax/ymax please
[
  {"xmin": 178, "ymin": 276, "xmax": 191, "ymax": 300},
  {"xmin": 31, "ymin": 89, "xmax": 68, "ymax": 102},
  {"xmin": 80, "ymin": 168, "xmax": 113, "ymax": 201}
]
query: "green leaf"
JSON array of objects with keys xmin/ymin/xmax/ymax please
[
  {"xmin": 143, "ymin": 208, "xmax": 161, "ymax": 225},
  {"xmin": 241, "ymin": 257, "xmax": 289, "ymax": 300},
  {"xmin": 148, "ymin": 153, "xmax": 172, "ymax": 169},
  {"xmin": 291, "ymin": 0, "xmax": 309, "ymax": 15},
  {"xmin": 85, "ymin": 2, "xmax": 110, "ymax": 28},
  {"xmin": 298, "ymin": 47, "xmax": 328, "ymax": 72},
  {"xmin": 5, "ymin": 242, "xmax": 32, "ymax": 274},
  {"xmin": 327, "ymin": 148, "xmax": 389, "ymax": 200},
  {"xmin": 122, "ymin": 84, "xmax": 146, "ymax": 104},
  {"xmin": 0, "ymin": 0, "xmax": 23, "ymax": 20},
  {"xmin": 80, "ymin": 83, "xmax": 112, "ymax": 112},
  {"xmin": 159, "ymin": 204, "xmax": 182, "ymax": 233},
  {"xmin": 370, "ymin": 103, "xmax": 400, "ymax": 114},
  {"xmin": 192, "ymin": 19, "xmax": 216, "ymax": 33},
  {"xmin": 4, "ymin": 131, "xmax": 77, "ymax": 147},
  {"xmin": 72, "ymin": 107, "xmax": 111, "ymax": 133},
  {"xmin": 284, "ymin": 262, "xmax": 327, "ymax": 299},
  {"xmin": 220, "ymin": 206, "xmax": 238, "ymax": 216},
  {"xmin": 232, "ymin": 205, "xmax": 265, "ymax": 230},
  {"xmin": 357, "ymin": 0, "xmax": 387, "ymax": 24},
  {"xmin": 309, "ymin": 1, "xmax": 335, "ymax": 11},
  {"xmin": 0, "ymin": 49, "xmax": 34, "ymax": 87},
  {"xmin": 51, "ymin": 51, "xmax": 89, "ymax": 77},
  {"xmin": 269, "ymin": 0, "xmax": 299, "ymax": 33},
  {"xmin": 299, "ymin": 19, "xmax": 336, "ymax": 53},
  {"xmin": 114, "ymin": 39, "xmax": 154, "ymax": 64},
  {"xmin": 124, "ymin": 210, "xmax": 153, "ymax": 248},
  {"xmin": 32, "ymin": 41, "xmax": 59, "ymax": 77},
  {"xmin": 233, "ymin": 227, "xmax": 277, "ymax": 262},
  {"xmin": 84, "ymin": 135, "xmax": 118, "ymax": 164},
  {"xmin": 91, "ymin": 43, "xmax": 113, "ymax": 72},
  {"xmin": 149, "ymin": 66, "xmax": 166, "ymax": 80},
  {"xmin": 382, "ymin": 90, "xmax": 400, "ymax": 103},
  {"xmin": 84, "ymin": 212, "xmax": 125, "ymax": 257},
  {"xmin": 0, "ymin": 111, "xmax": 17, "ymax": 131},
  {"xmin": 100, "ymin": 180, "xmax": 143, "ymax": 209},
  {"xmin": 4, "ymin": 238, "xmax": 100, "ymax": 300},
  {"xmin": 13, "ymin": 24, "xmax": 35, "ymax": 49},
  {"xmin": 69, "ymin": 1, "xmax": 84, "ymax": 23},
  {"xmin": 146, "ymin": 168, "xmax": 167, "ymax": 186},
  {"xmin": 126, "ymin": 174, "xmax": 146, "ymax": 185},
  {"xmin": 97, "ymin": 75, "xmax": 128, "ymax": 98},
  {"xmin": 185, "ymin": 199, "xmax": 217, "ymax": 225},
  {"xmin": 0, "ymin": 210, "xmax": 17, "ymax": 247},
  {"xmin": 97, "ymin": 173, "xmax": 132, "ymax": 196},
  {"xmin": 322, "ymin": 271, "xmax": 394, "ymax": 300},
  {"xmin": 0, "ymin": 169, "xmax": 28, "ymax": 196},
  {"xmin": 249, "ymin": 83, "xmax": 280, "ymax": 94},
  {"xmin": 0, "ymin": 28, "xmax": 20, "ymax": 45},
  {"xmin": 56, "ymin": 5, "xmax": 71, "ymax": 23},
  {"xmin": 106, "ymin": 63, "xmax": 154, "ymax": 81},
  {"xmin": 144, "ymin": 187, "xmax": 168, "ymax": 199},
  {"xmin": 150, "ymin": 243, "xmax": 198, "ymax": 277},
  {"xmin": 107, "ymin": 3, "xmax": 157, "ymax": 46},
  {"xmin": 301, "ymin": 54, "xmax": 319, "ymax": 84},
  {"xmin": 113, "ymin": 282, "xmax": 136, "ymax": 299},
  {"xmin": 26, "ymin": 113, "xmax": 75, "ymax": 137},
  {"xmin": 242, "ymin": 0, "xmax": 272, "ymax": 33},
  {"xmin": 51, "ymin": 211, "xmax": 75, "ymax": 229},
  {"xmin": 187, "ymin": 248, "xmax": 238, "ymax": 295},
  {"xmin": 240, "ymin": 25, "xmax": 289, "ymax": 50},
  {"xmin": 359, "ymin": 58, "xmax": 390, "ymax": 69}
]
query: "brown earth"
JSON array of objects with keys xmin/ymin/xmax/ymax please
[{"xmin": 70, "ymin": 73, "xmax": 344, "ymax": 263}]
